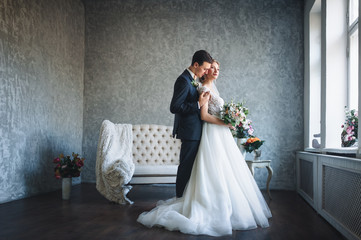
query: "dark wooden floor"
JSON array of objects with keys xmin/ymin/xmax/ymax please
[{"xmin": 0, "ymin": 183, "xmax": 345, "ymax": 240}]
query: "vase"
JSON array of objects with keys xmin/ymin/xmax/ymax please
[
  {"xmin": 235, "ymin": 138, "xmax": 247, "ymax": 159},
  {"xmin": 253, "ymin": 149, "xmax": 261, "ymax": 160},
  {"xmin": 62, "ymin": 177, "xmax": 72, "ymax": 200}
]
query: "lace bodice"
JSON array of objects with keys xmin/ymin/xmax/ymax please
[{"xmin": 197, "ymin": 85, "xmax": 224, "ymax": 118}]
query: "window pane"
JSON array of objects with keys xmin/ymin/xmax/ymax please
[
  {"xmin": 349, "ymin": 0, "xmax": 359, "ymax": 26},
  {"xmin": 309, "ymin": 11, "xmax": 322, "ymax": 148},
  {"xmin": 349, "ymin": 28, "xmax": 358, "ymax": 110}
]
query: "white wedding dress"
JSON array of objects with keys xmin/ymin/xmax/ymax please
[{"xmin": 137, "ymin": 86, "xmax": 272, "ymax": 236}]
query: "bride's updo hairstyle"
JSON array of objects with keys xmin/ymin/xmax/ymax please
[
  {"xmin": 200, "ymin": 59, "xmax": 220, "ymax": 83},
  {"xmin": 212, "ymin": 59, "xmax": 220, "ymax": 68}
]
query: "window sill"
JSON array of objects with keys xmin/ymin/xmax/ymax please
[{"xmin": 304, "ymin": 147, "xmax": 358, "ymax": 157}]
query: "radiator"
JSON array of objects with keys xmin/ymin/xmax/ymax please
[
  {"xmin": 300, "ymin": 159, "xmax": 314, "ymax": 199},
  {"xmin": 296, "ymin": 152, "xmax": 318, "ymax": 209},
  {"xmin": 322, "ymin": 164, "xmax": 361, "ymax": 239},
  {"xmin": 297, "ymin": 152, "xmax": 361, "ymax": 240}
]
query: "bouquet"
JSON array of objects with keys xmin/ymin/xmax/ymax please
[
  {"xmin": 235, "ymin": 119, "xmax": 254, "ymax": 139},
  {"xmin": 243, "ymin": 137, "xmax": 265, "ymax": 153},
  {"xmin": 220, "ymin": 100, "xmax": 254, "ymax": 138},
  {"xmin": 341, "ymin": 107, "xmax": 358, "ymax": 147},
  {"xmin": 53, "ymin": 153, "xmax": 85, "ymax": 179}
]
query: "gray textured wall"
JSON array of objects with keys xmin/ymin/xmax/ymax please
[
  {"xmin": 83, "ymin": 0, "xmax": 304, "ymax": 190},
  {"xmin": 0, "ymin": 0, "xmax": 84, "ymax": 203}
]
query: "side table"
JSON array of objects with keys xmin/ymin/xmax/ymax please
[{"xmin": 246, "ymin": 160, "xmax": 273, "ymax": 199}]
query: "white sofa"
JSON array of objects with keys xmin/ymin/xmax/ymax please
[{"xmin": 130, "ymin": 124, "xmax": 181, "ymax": 184}]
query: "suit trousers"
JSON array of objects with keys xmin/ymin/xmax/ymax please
[{"xmin": 176, "ymin": 139, "xmax": 200, "ymax": 198}]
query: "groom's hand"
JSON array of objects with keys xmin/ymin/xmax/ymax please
[{"xmin": 199, "ymin": 91, "xmax": 210, "ymax": 108}]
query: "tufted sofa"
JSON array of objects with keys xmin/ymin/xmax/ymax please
[{"xmin": 129, "ymin": 124, "xmax": 181, "ymax": 184}]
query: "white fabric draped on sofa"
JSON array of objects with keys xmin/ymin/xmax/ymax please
[{"xmin": 96, "ymin": 120, "xmax": 181, "ymax": 204}]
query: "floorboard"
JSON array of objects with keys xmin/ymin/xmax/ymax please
[{"xmin": 0, "ymin": 183, "xmax": 346, "ymax": 240}]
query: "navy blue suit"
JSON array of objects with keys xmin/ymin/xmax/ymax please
[{"xmin": 170, "ymin": 70, "xmax": 202, "ymax": 197}]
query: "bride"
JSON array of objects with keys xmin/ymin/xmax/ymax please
[{"xmin": 137, "ymin": 60, "xmax": 272, "ymax": 236}]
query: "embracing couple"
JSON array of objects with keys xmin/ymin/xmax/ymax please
[{"xmin": 137, "ymin": 50, "xmax": 272, "ymax": 236}]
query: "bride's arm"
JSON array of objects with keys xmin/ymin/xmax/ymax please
[{"xmin": 200, "ymin": 102, "xmax": 230, "ymax": 127}]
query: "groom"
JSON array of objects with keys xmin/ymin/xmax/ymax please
[{"xmin": 170, "ymin": 50, "xmax": 213, "ymax": 198}]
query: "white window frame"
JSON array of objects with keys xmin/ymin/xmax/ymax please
[
  {"xmin": 347, "ymin": 0, "xmax": 359, "ymax": 110},
  {"xmin": 304, "ymin": 0, "xmax": 360, "ymax": 156}
]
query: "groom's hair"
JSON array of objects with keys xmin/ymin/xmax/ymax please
[{"xmin": 191, "ymin": 50, "xmax": 213, "ymax": 66}]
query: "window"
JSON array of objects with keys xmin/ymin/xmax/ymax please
[
  {"xmin": 308, "ymin": 1, "xmax": 321, "ymax": 149},
  {"xmin": 305, "ymin": 0, "xmax": 359, "ymax": 152},
  {"xmin": 347, "ymin": 0, "xmax": 359, "ymax": 110}
]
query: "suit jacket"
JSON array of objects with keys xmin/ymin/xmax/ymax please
[{"xmin": 170, "ymin": 70, "xmax": 202, "ymax": 140}]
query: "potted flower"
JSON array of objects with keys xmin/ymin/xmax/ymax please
[
  {"xmin": 243, "ymin": 137, "xmax": 265, "ymax": 160},
  {"xmin": 53, "ymin": 153, "xmax": 85, "ymax": 199},
  {"xmin": 341, "ymin": 107, "xmax": 358, "ymax": 147}
]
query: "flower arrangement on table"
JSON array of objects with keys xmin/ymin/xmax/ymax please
[
  {"xmin": 53, "ymin": 153, "xmax": 85, "ymax": 179},
  {"xmin": 220, "ymin": 100, "xmax": 265, "ymax": 153},
  {"xmin": 243, "ymin": 137, "xmax": 265, "ymax": 153},
  {"xmin": 341, "ymin": 107, "xmax": 358, "ymax": 147}
]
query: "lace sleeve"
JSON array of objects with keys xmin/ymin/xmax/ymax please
[
  {"xmin": 197, "ymin": 84, "xmax": 224, "ymax": 117},
  {"xmin": 208, "ymin": 94, "xmax": 224, "ymax": 117}
]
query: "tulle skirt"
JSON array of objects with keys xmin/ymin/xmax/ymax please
[{"xmin": 137, "ymin": 123, "xmax": 272, "ymax": 236}]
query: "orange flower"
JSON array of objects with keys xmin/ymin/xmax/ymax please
[
  {"xmin": 246, "ymin": 137, "xmax": 261, "ymax": 144},
  {"xmin": 243, "ymin": 137, "xmax": 265, "ymax": 153}
]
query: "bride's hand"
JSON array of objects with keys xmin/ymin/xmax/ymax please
[{"xmin": 228, "ymin": 124, "xmax": 235, "ymax": 130}]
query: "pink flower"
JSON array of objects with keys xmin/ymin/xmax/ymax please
[
  {"xmin": 53, "ymin": 158, "xmax": 60, "ymax": 163},
  {"xmin": 76, "ymin": 161, "xmax": 84, "ymax": 167},
  {"xmin": 346, "ymin": 127, "xmax": 352, "ymax": 134}
]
